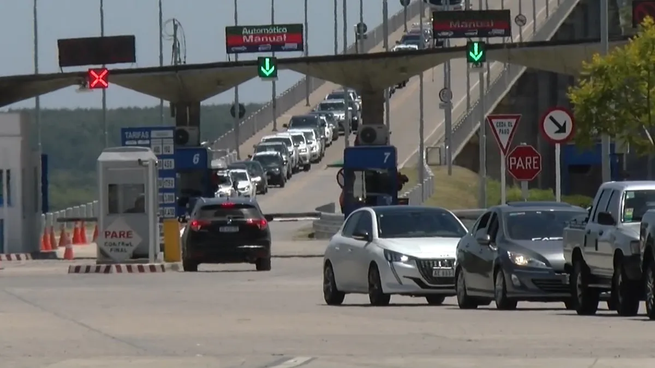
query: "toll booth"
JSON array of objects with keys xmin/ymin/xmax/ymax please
[
  {"xmin": 340, "ymin": 145, "xmax": 399, "ymax": 217},
  {"xmin": 97, "ymin": 147, "xmax": 159, "ymax": 264}
]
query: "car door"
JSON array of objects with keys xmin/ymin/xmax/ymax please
[
  {"xmin": 477, "ymin": 212, "xmax": 500, "ymax": 295},
  {"xmin": 348, "ymin": 211, "xmax": 375, "ymax": 292},
  {"xmin": 585, "ymin": 189, "xmax": 612, "ymax": 275},
  {"xmin": 459, "ymin": 211, "xmax": 491, "ymax": 296},
  {"xmin": 331, "ymin": 212, "xmax": 362, "ymax": 292},
  {"xmin": 598, "ymin": 189, "xmax": 621, "ymax": 276}
]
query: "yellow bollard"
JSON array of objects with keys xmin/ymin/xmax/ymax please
[{"xmin": 163, "ymin": 219, "xmax": 182, "ymax": 262}]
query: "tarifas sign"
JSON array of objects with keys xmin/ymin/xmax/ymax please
[{"xmin": 225, "ymin": 23, "xmax": 305, "ymax": 54}]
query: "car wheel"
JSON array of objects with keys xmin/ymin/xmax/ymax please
[
  {"xmin": 494, "ymin": 269, "xmax": 517, "ymax": 310},
  {"xmin": 256, "ymin": 257, "xmax": 271, "ymax": 271},
  {"xmin": 323, "ymin": 262, "xmax": 345, "ymax": 305},
  {"xmin": 183, "ymin": 259, "xmax": 198, "ymax": 272},
  {"xmin": 303, "ymin": 164, "xmax": 311, "ymax": 171},
  {"xmin": 455, "ymin": 267, "xmax": 478, "ymax": 309},
  {"xmin": 425, "ymin": 295, "xmax": 446, "ymax": 305},
  {"xmin": 614, "ymin": 261, "xmax": 640, "ymax": 316},
  {"xmin": 572, "ymin": 259, "xmax": 599, "ymax": 315},
  {"xmin": 368, "ymin": 264, "xmax": 390, "ymax": 306},
  {"xmin": 279, "ymin": 178, "xmax": 286, "ymax": 188},
  {"xmin": 564, "ymin": 299, "xmax": 575, "ymax": 310},
  {"xmin": 645, "ymin": 257, "xmax": 655, "ymax": 320}
]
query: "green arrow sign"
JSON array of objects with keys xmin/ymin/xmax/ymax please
[
  {"xmin": 466, "ymin": 41, "xmax": 486, "ymax": 64},
  {"xmin": 258, "ymin": 57, "xmax": 278, "ymax": 79}
]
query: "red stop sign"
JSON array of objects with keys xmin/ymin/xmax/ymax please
[{"xmin": 506, "ymin": 145, "xmax": 542, "ymax": 181}]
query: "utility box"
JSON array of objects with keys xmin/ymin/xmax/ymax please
[{"xmin": 96, "ymin": 147, "xmax": 159, "ymax": 264}]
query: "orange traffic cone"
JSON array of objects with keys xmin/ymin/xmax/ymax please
[
  {"xmin": 58, "ymin": 224, "xmax": 70, "ymax": 248},
  {"xmin": 92, "ymin": 224, "xmax": 98, "ymax": 242},
  {"xmin": 41, "ymin": 226, "xmax": 52, "ymax": 251},
  {"xmin": 80, "ymin": 221, "xmax": 88, "ymax": 244},
  {"xmin": 72, "ymin": 222, "xmax": 82, "ymax": 245},
  {"xmin": 63, "ymin": 241, "xmax": 74, "ymax": 260},
  {"xmin": 49, "ymin": 225, "xmax": 57, "ymax": 248}
]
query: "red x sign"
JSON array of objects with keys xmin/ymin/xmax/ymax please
[{"xmin": 87, "ymin": 68, "xmax": 109, "ymax": 89}]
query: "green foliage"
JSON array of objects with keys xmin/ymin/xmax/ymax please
[
  {"xmin": 568, "ymin": 17, "xmax": 655, "ymax": 155},
  {"xmin": 11, "ymin": 103, "xmax": 263, "ymax": 211},
  {"xmin": 487, "ymin": 181, "xmax": 592, "ymax": 208}
]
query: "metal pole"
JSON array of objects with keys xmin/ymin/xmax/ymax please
[
  {"xmin": 445, "ymin": 2, "xmax": 453, "ymax": 176},
  {"xmin": 233, "ymin": 0, "xmax": 241, "ymax": 159},
  {"xmin": 158, "ymin": 0, "xmax": 164, "ymax": 125},
  {"xmin": 343, "ymin": 0, "xmax": 350, "ymax": 148},
  {"xmin": 271, "ymin": 0, "xmax": 278, "ymax": 131},
  {"xmin": 501, "ymin": 152, "xmax": 506, "ymax": 203},
  {"xmin": 100, "ymin": 0, "xmax": 108, "ymax": 148},
  {"xmin": 403, "ymin": 2, "xmax": 408, "ymax": 32},
  {"xmin": 465, "ymin": 0, "xmax": 471, "ymax": 111},
  {"xmin": 478, "ymin": 0, "xmax": 487, "ymax": 208},
  {"xmin": 419, "ymin": 0, "xmax": 425, "ymax": 199},
  {"xmin": 304, "ymin": 0, "xmax": 310, "ymax": 106},
  {"xmin": 383, "ymin": 0, "xmax": 391, "ymax": 132},
  {"xmin": 33, "ymin": 0, "xmax": 41, "ymax": 151},
  {"xmin": 2, "ymin": 149, "xmax": 9, "ymax": 253},
  {"xmin": 532, "ymin": 0, "xmax": 537, "ymax": 35},
  {"xmin": 555, "ymin": 143, "xmax": 561, "ymax": 201},
  {"xmin": 485, "ymin": 0, "xmax": 490, "ymax": 89},
  {"xmin": 342, "ymin": 0, "xmax": 348, "ymax": 55},
  {"xmin": 334, "ymin": 0, "xmax": 338, "ymax": 55},
  {"xmin": 600, "ymin": 0, "xmax": 611, "ymax": 182},
  {"xmin": 518, "ymin": 0, "xmax": 524, "ymax": 42}
]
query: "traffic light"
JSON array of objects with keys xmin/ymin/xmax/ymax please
[
  {"xmin": 466, "ymin": 41, "xmax": 486, "ymax": 64},
  {"xmin": 87, "ymin": 68, "xmax": 109, "ymax": 89},
  {"xmin": 257, "ymin": 56, "xmax": 278, "ymax": 80}
]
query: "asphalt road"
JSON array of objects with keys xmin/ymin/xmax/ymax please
[
  {"xmin": 252, "ymin": 0, "xmax": 561, "ymax": 240},
  {"xmin": 1, "ymin": 258, "xmax": 654, "ymax": 368}
]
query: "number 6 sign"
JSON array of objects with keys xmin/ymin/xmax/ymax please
[{"xmin": 192, "ymin": 153, "xmax": 200, "ymax": 165}]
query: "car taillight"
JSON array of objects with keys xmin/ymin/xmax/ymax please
[
  {"xmin": 246, "ymin": 218, "xmax": 268, "ymax": 230},
  {"xmin": 190, "ymin": 220, "xmax": 210, "ymax": 231}
]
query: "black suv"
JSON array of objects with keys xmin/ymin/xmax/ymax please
[
  {"xmin": 251, "ymin": 152, "xmax": 287, "ymax": 187},
  {"xmin": 181, "ymin": 197, "xmax": 272, "ymax": 272}
]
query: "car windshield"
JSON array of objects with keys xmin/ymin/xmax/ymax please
[
  {"xmin": 289, "ymin": 116, "xmax": 319, "ymax": 128},
  {"xmin": 230, "ymin": 171, "xmax": 249, "ymax": 182},
  {"xmin": 291, "ymin": 135, "xmax": 304, "ymax": 145},
  {"xmin": 318, "ymin": 102, "xmax": 345, "ymax": 111},
  {"xmin": 255, "ymin": 145, "xmax": 282, "ymax": 154},
  {"xmin": 263, "ymin": 137, "xmax": 291, "ymax": 147},
  {"xmin": 300, "ymin": 131, "xmax": 315, "ymax": 142},
  {"xmin": 377, "ymin": 209, "xmax": 467, "ymax": 238},
  {"xmin": 402, "ymin": 34, "xmax": 421, "ymax": 42},
  {"xmin": 622, "ymin": 190, "xmax": 655, "ymax": 222},
  {"xmin": 504, "ymin": 210, "xmax": 582, "ymax": 240},
  {"xmin": 253, "ymin": 155, "xmax": 281, "ymax": 166}
]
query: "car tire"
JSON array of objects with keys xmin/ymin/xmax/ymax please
[
  {"xmin": 368, "ymin": 264, "xmax": 391, "ymax": 306},
  {"xmin": 279, "ymin": 178, "xmax": 286, "ymax": 188},
  {"xmin": 256, "ymin": 257, "xmax": 271, "ymax": 271},
  {"xmin": 425, "ymin": 295, "xmax": 446, "ymax": 305},
  {"xmin": 494, "ymin": 269, "xmax": 517, "ymax": 310},
  {"xmin": 323, "ymin": 262, "xmax": 345, "ymax": 305},
  {"xmin": 303, "ymin": 164, "xmax": 311, "ymax": 171},
  {"xmin": 572, "ymin": 259, "xmax": 599, "ymax": 315},
  {"xmin": 455, "ymin": 267, "xmax": 479, "ymax": 309},
  {"xmin": 645, "ymin": 256, "xmax": 655, "ymax": 320},
  {"xmin": 614, "ymin": 261, "xmax": 640, "ymax": 316},
  {"xmin": 564, "ymin": 299, "xmax": 575, "ymax": 310},
  {"xmin": 183, "ymin": 259, "xmax": 198, "ymax": 272}
]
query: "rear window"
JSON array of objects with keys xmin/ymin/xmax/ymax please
[
  {"xmin": 291, "ymin": 135, "xmax": 305, "ymax": 145},
  {"xmin": 198, "ymin": 204, "xmax": 260, "ymax": 219},
  {"xmin": 289, "ymin": 116, "xmax": 319, "ymax": 128},
  {"xmin": 256, "ymin": 145, "xmax": 283, "ymax": 154},
  {"xmin": 263, "ymin": 137, "xmax": 291, "ymax": 147}
]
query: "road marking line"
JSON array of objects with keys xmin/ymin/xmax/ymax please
[{"xmin": 268, "ymin": 356, "xmax": 315, "ymax": 368}]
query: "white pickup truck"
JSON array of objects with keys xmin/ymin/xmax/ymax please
[
  {"xmin": 564, "ymin": 181, "xmax": 655, "ymax": 317},
  {"xmin": 638, "ymin": 205, "xmax": 655, "ymax": 319}
]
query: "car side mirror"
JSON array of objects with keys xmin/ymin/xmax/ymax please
[
  {"xmin": 352, "ymin": 230, "xmax": 372, "ymax": 242},
  {"xmin": 597, "ymin": 211, "xmax": 616, "ymax": 226},
  {"xmin": 475, "ymin": 232, "xmax": 491, "ymax": 246}
]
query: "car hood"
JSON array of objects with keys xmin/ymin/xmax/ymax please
[
  {"xmin": 263, "ymin": 164, "xmax": 281, "ymax": 170},
  {"xmin": 505, "ymin": 240, "xmax": 565, "ymax": 271},
  {"xmin": 617, "ymin": 223, "xmax": 640, "ymax": 239},
  {"xmin": 377, "ymin": 237, "xmax": 459, "ymax": 259}
]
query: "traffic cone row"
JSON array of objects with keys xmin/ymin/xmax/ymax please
[{"xmin": 71, "ymin": 221, "xmax": 89, "ymax": 245}]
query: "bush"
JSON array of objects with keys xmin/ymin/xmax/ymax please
[{"xmin": 487, "ymin": 182, "xmax": 592, "ymax": 208}]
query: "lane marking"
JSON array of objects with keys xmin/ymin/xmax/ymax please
[{"xmin": 268, "ymin": 356, "xmax": 315, "ymax": 368}]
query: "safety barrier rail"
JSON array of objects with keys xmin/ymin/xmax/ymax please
[{"xmin": 210, "ymin": 1, "xmax": 424, "ymax": 152}]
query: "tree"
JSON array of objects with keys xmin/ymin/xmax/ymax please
[{"xmin": 568, "ymin": 17, "xmax": 655, "ymax": 155}]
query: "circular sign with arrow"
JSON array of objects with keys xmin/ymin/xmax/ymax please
[
  {"xmin": 515, "ymin": 14, "xmax": 527, "ymax": 27},
  {"xmin": 399, "ymin": 0, "xmax": 410, "ymax": 6},
  {"xmin": 336, "ymin": 168, "xmax": 345, "ymax": 189},
  {"xmin": 356, "ymin": 22, "xmax": 368, "ymax": 35},
  {"xmin": 539, "ymin": 107, "xmax": 575, "ymax": 144},
  {"xmin": 230, "ymin": 103, "xmax": 246, "ymax": 119},
  {"xmin": 438, "ymin": 88, "xmax": 452, "ymax": 103}
]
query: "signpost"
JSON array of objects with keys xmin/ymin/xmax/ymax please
[
  {"xmin": 121, "ymin": 127, "xmax": 177, "ymax": 219},
  {"xmin": 225, "ymin": 24, "xmax": 305, "ymax": 54},
  {"xmin": 540, "ymin": 107, "xmax": 575, "ymax": 202},
  {"xmin": 431, "ymin": 10, "xmax": 511, "ymax": 38},
  {"xmin": 487, "ymin": 114, "xmax": 521, "ymax": 203},
  {"xmin": 507, "ymin": 144, "xmax": 542, "ymax": 201}
]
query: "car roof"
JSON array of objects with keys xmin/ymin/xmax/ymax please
[
  {"xmin": 288, "ymin": 128, "xmax": 315, "ymax": 133},
  {"xmin": 320, "ymin": 99, "xmax": 344, "ymax": 103},
  {"xmin": 598, "ymin": 181, "xmax": 655, "ymax": 192},
  {"xmin": 369, "ymin": 205, "xmax": 453, "ymax": 215},
  {"xmin": 258, "ymin": 141, "xmax": 285, "ymax": 146},
  {"xmin": 291, "ymin": 114, "xmax": 319, "ymax": 118},
  {"xmin": 262, "ymin": 134, "xmax": 290, "ymax": 140},
  {"xmin": 229, "ymin": 168, "xmax": 248, "ymax": 173},
  {"xmin": 198, "ymin": 196, "xmax": 258, "ymax": 206},
  {"xmin": 494, "ymin": 202, "xmax": 586, "ymax": 213},
  {"xmin": 253, "ymin": 151, "xmax": 281, "ymax": 156}
]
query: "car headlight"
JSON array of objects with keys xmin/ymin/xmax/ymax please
[
  {"xmin": 507, "ymin": 251, "xmax": 547, "ymax": 268},
  {"xmin": 630, "ymin": 240, "xmax": 641, "ymax": 255},
  {"xmin": 272, "ymin": 168, "xmax": 280, "ymax": 172},
  {"xmin": 311, "ymin": 145, "xmax": 318, "ymax": 151},
  {"xmin": 251, "ymin": 176, "xmax": 261, "ymax": 182},
  {"xmin": 238, "ymin": 185, "xmax": 251, "ymax": 191},
  {"xmin": 384, "ymin": 249, "xmax": 412, "ymax": 263},
  {"xmin": 300, "ymin": 148, "xmax": 307, "ymax": 153}
]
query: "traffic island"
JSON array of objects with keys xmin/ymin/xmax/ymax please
[{"xmin": 68, "ymin": 263, "xmax": 181, "ymax": 274}]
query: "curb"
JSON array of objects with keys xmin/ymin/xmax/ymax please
[
  {"xmin": 68, "ymin": 263, "xmax": 181, "ymax": 274},
  {"xmin": 0, "ymin": 253, "xmax": 33, "ymax": 261}
]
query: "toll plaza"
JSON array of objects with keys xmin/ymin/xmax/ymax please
[{"xmin": 96, "ymin": 147, "xmax": 159, "ymax": 264}]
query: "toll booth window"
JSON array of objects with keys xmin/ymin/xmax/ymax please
[
  {"xmin": 0, "ymin": 169, "xmax": 11, "ymax": 206},
  {"xmin": 107, "ymin": 184, "xmax": 146, "ymax": 214}
]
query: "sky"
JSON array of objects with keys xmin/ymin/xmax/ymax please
[{"xmin": 0, "ymin": 0, "xmax": 405, "ymax": 109}]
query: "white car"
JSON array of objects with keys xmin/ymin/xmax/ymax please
[
  {"xmin": 323, "ymin": 206, "xmax": 469, "ymax": 306},
  {"xmin": 287, "ymin": 128, "xmax": 321, "ymax": 163},
  {"xmin": 278, "ymin": 131, "xmax": 311, "ymax": 171},
  {"xmin": 228, "ymin": 169, "xmax": 256, "ymax": 198},
  {"xmin": 213, "ymin": 171, "xmax": 237, "ymax": 198}
]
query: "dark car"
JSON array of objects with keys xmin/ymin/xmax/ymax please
[
  {"xmin": 251, "ymin": 152, "xmax": 287, "ymax": 187},
  {"xmin": 400, "ymin": 30, "xmax": 430, "ymax": 49},
  {"xmin": 228, "ymin": 161, "xmax": 268, "ymax": 195},
  {"xmin": 252, "ymin": 142, "xmax": 292, "ymax": 179},
  {"xmin": 181, "ymin": 197, "xmax": 272, "ymax": 272},
  {"xmin": 455, "ymin": 202, "xmax": 587, "ymax": 310}
]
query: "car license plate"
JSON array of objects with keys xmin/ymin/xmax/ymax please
[
  {"xmin": 219, "ymin": 226, "xmax": 239, "ymax": 233},
  {"xmin": 432, "ymin": 268, "xmax": 454, "ymax": 277}
]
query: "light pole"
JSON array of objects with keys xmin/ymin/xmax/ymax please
[
  {"xmin": 271, "ymin": 0, "xmax": 278, "ymax": 131},
  {"xmin": 158, "ymin": 0, "xmax": 164, "ymax": 125},
  {"xmin": 418, "ymin": 0, "xmax": 425, "ymax": 199},
  {"xmin": 33, "ymin": 0, "xmax": 41, "ymax": 151},
  {"xmin": 233, "ymin": 0, "xmax": 241, "ymax": 159},
  {"xmin": 304, "ymin": 0, "xmax": 310, "ymax": 106},
  {"xmin": 100, "ymin": 0, "xmax": 108, "ymax": 148},
  {"xmin": 333, "ymin": 0, "xmax": 338, "ymax": 55},
  {"xmin": 477, "ymin": 0, "xmax": 487, "ymax": 208},
  {"xmin": 343, "ymin": 0, "xmax": 350, "ymax": 148},
  {"xmin": 600, "ymin": 0, "xmax": 611, "ymax": 182},
  {"xmin": 383, "ymin": 0, "xmax": 390, "ymax": 132}
]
